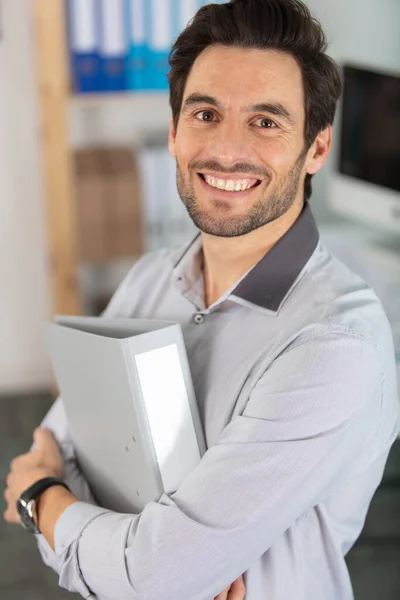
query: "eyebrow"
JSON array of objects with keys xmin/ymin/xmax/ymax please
[
  {"xmin": 182, "ymin": 93, "xmax": 295, "ymax": 126},
  {"xmin": 182, "ymin": 94, "xmax": 221, "ymax": 110},
  {"xmin": 247, "ymin": 102, "xmax": 295, "ymax": 126}
]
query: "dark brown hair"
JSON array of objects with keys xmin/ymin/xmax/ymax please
[{"xmin": 168, "ymin": 0, "xmax": 343, "ymax": 201}]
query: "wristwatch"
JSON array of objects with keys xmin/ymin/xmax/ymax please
[{"xmin": 16, "ymin": 477, "xmax": 70, "ymax": 534}]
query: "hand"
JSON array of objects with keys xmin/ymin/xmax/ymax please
[
  {"xmin": 3, "ymin": 428, "xmax": 64, "ymax": 525},
  {"xmin": 214, "ymin": 575, "xmax": 246, "ymax": 600}
]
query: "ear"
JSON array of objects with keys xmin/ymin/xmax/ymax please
[
  {"xmin": 168, "ymin": 117, "xmax": 177, "ymax": 158},
  {"xmin": 305, "ymin": 126, "xmax": 332, "ymax": 176}
]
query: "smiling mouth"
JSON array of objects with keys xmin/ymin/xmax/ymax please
[{"xmin": 199, "ymin": 173, "xmax": 262, "ymax": 193}]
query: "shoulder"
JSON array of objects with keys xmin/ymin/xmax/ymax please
[
  {"xmin": 270, "ymin": 242, "xmax": 399, "ymax": 442},
  {"xmin": 282, "ymin": 241, "xmax": 392, "ymax": 354}
]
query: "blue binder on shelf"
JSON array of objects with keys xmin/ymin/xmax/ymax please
[
  {"xmin": 126, "ymin": 0, "xmax": 149, "ymax": 92},
  {"xmin": 147, "ymin": 0, "xmax": 173, "ymax": 91},
  {"xmin": 98, "ymin": 0, "xmax": 129, "ymax": 92},
  {"xmin": 67, "ymin": 0, "xmax": 101, "ymax": 94}
]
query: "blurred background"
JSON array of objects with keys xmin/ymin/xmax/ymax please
[{"xmin": 0, "ymin": 0, "xmax": 399, "ymax": 598}]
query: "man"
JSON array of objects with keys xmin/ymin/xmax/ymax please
[{"xmin": 4, "ymin": 0, "xmax": 399, "ymax": 598}]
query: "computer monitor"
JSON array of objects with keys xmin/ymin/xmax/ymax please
[{"xmin": 329, "ymin": 64, "xmax": 400, "ymax": 233}]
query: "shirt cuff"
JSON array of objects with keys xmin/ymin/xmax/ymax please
[
  {"xmin": 54, "ymin": 501, "xmax": 108, "ymax": 555},
  {"xmin": 54, "ymin": 502, "xmax": 109, "ymax": 597}
]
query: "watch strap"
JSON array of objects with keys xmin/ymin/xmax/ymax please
[
  {"xmin": 17, "ymin": 477, "xmax": 70, "ymax": 534},
  {"xmin": 19, "ymin": 477, "xmax": 70, "ymax": 503}
]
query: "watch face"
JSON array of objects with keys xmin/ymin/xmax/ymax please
[{"xmin": 17, "ymin": 498, "xmax": 39, "ymax": 534}]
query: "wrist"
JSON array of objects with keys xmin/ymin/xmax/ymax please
[{"xmin": 36, "ymin": 485, "xmax": 78, "ymax": 545}]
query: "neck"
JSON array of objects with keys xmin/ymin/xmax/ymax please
[{"xmin": 202, "ymin": 199, "xmax": 304, "ymax": 307}]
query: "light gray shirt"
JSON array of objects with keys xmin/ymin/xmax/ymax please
[{"xmin": 35, "ymin": 203, "xmax": 399, "ymax": 600}]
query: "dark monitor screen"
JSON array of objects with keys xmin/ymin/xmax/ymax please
[{"xmin": 339, "ymin": 65, "xmax": 400, "ymax": 193}]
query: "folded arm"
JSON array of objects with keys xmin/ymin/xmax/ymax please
[{"xmin": 34, "ymin": 330, "xmax": 392, "ymax": 600}]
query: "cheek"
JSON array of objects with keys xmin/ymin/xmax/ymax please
[
  {"xmin": 177, "ymin": 122, "xmax": 219, "ymax": 152},
  {"xmin": 175, "ymin": 134, "xmax": 205, "ymax": 166},
  {"xmin": 258, "ymin": 137, "xmax": 301, "ymax": 172}
]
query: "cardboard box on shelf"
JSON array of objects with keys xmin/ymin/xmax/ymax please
[
  {"xmin": 73, "ymin": 147, "xmax": 143, "ymax": 263},
  {"xmin": 107, "ymin": 148, "xmax": 143, "ymax": 259},
  {"xmin": 74, "ymin": 149, "xmax": 107, "ymax": 262}
]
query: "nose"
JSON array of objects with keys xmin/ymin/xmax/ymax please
[{"xmin": 208, "ymin": 117, "xmax": 252, "ymax": 167}]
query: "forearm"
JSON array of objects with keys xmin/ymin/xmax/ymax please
[
  {"xmin": 33, "ymin": 397, "xmax": 98, "ymax": 571},
  {"xmin": 51, "ymin": 493, "xmax": 250, "ymax": 600},
  {"xmin": 37, "ymin": 486, "xmax": 79, "ymax": 550}
]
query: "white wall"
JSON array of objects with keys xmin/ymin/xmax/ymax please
[
  {"xmin": 0, "ymin": 0, "xmax": 52, "ymax": 393},
  {"xmin": 0, "ymin": 0, "xmax": 399, "ymax": 393}
]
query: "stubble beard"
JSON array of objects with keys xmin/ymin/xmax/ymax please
[{"xmin": 175, "ymin": 150, "xmax": 308, "ymax": 238}]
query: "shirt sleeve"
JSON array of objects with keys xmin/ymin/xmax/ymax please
[
  {"xmin": 33, "ymin": 397, "xmax": 98, "ymax": 572},
  {"xmin": 53, "ymin": 329, "xmax": 389, "ymax": 600}
]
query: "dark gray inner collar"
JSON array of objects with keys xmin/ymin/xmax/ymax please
[{"xmin": 233, "ymin": 203, "xmax": 320, "ymax": 311}]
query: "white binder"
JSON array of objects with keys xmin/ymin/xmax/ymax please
[
  {"xmin": 150, "ymin": 0, "xmax": 172, "ymax": 53},
  {"xmin": 69, "ymin": 0, "xmax": 97, "ymax": 53},
  {"xmin": 44, "ymin": 316, "xmax": 206, "ymax": 513},
  {"xmin": 99, "ymin": 0, "xmax": 127, "ymax": 57},
  {"xmin": 180, "ymin": 0, "xmax": 198, "ymax": 30}
]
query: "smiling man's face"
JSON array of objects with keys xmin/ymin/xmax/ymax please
[{"xmin": 168, "ymin": 45, "xmax": 316, "ymax": 238}]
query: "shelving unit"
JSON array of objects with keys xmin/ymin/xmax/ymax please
[
  {"xmin": 32, "ymin": 0, "xmax": 172, "ymax": 317},
  {"xmin": 33, "ymin": 0, "xmax": 80, "ymax": 315},
  {"xmin": 70, "ymin": 93, "xmax": 159, "ymax": 106}
]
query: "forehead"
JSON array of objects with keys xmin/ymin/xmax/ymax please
[{"xmin": 183, "ymin": 45, "xmax": 305, "ymax": 121}]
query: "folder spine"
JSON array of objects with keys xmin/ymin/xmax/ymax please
[
  {"xmin": 126, "ymin": 0, "xmax": 148, "ymax": 92},
  {"xmin": 67, "ymin": 0, "xmax": 101, "ymax": 93},
  {"xmin": 98, "ymin": 0, "xmax": 129, "ymax": 92},
  {"xmin": 148, "ymin": 0, "xmax": 172, "ymax": 90},
  {"xmin": 130, "ymin": 329, "xmax": 203, "ymax": 493},
  {"xmin": 121, "ymin": 339, "xmax": 164, "ymax": 492}
]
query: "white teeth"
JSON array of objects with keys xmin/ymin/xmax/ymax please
[
  {"xmin": 216, "ymin": 179, "xmax": 226, "ymax": 190},
  {"xmin": 204, "ymin": 175, "xmax": 256, "ymax": 192}
]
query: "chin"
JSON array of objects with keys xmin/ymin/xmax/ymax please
[{"xmin": 186, "ymin": 206, "xmax": 265, "ymax": 238}]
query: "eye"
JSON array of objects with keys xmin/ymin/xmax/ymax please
[
  {"xmin": 254, "ymin": 117, "xmax": 277, "ymax": 129},
  {"xmin": 195, "ymin": 110, "xmax": 216, "ymax": 122}
]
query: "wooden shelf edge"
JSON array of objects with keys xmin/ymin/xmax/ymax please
[{"xmin": 70, "ymin": 91, "xmax": 170, "ymax": 107}]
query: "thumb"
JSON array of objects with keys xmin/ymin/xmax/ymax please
[{"xmin": 33, "ymin": 427, "xmax": 59, "ymax": 452}]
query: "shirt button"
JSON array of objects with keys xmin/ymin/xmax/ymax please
[{"xmin": 193, "ymin": 313, "xmax": 205, "ymax": 325}]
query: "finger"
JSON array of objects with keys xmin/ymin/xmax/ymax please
[
  {"xmin": 10, "ymin": 452, "xmax": 37, "ymax": 473},
  {"xmin": 227, "ymin": 576, "xmax": 246, "ymax": 599},
  {"xmin": 3, "ymin": 507, "xmax": 20, "ymax": 524},
  {"xmin": 34, "ymin": 428, "xmax": 60, "ymax": 457},
  {"xmin": 10, "ymin": 456, "xmax": 23, "ymax": 470},
  {"xmin": 3, "ymin": 485, "xmax": 20, "ymax": 524},
  {"xmin": 4, "ymin": 487, "xmax": 17, "ymax": 509},
  {"xmin": 3, "ymin": 509, "xmax": 12, "ymax": 523},
  {"xmin": 214, "ymin": 585, "xmax": 230, "ymax": 600},
  {"xmin": 34, "ymin": 427, "xmax": 55, "ymax": 447}
]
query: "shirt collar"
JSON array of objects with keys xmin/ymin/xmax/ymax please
[
  {"xmin": 233, "ymin": 202, "xmax": 319, "ymax": 311},
  {"xmin": 173, "ymin": 202, "xmax": 319, "ymax": 313}
]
